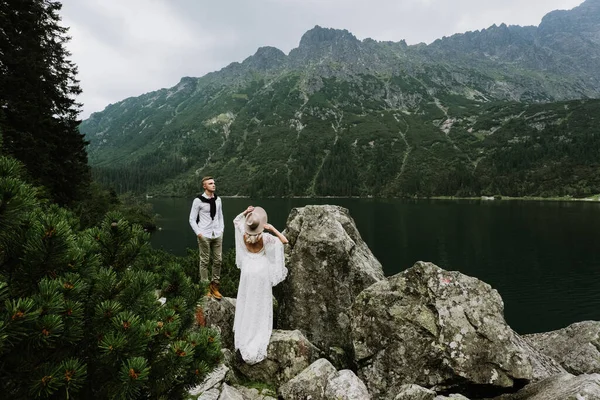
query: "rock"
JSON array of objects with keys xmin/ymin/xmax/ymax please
[
  {"xmin": 234, "ymin": 385, "xmax": 277, "ymax": 400},
  {"xmin": 220, "ymin": 349, "xmax": 241, "ymax": 386},
  {"xmin": 197, "ymin": 388, "xmax": 220, "ymax": 400},
  {"xmin": 189, "ymin": 364, "xmax": 229, "ymax": 396},
  {"xmin": 434, "ymin": 395, "xmax": 470, "ymax": 400},
  {"xmin": 221, "ymin": 348, "xmax": 234, "ymax": 365},
  {"xmin": 524, "ymin": 321, "xmax": 600, "ymax": 375},
  {"xmin": 203, "ymin": 296, "xmax": 236, "ymax": 350},
  {"xmin": 279, "ymin": 358, "xmax": 337, "ymax": 400},
  {"xmin": 276, "ymin": 205, "xmax": 384, "ymax": 362},
  {"xmin": 218, "ymin": 384, "xmax": 245, "ymax": 400},
  {"xmin": 352, "ymin": 262, "xmax": 564, "ymax": 400},
  {"xmin": 394, "ymin": 384, "xmax": 437, "ymax": 400},
  {"xmin": 188, "ymin": 350, "xmax": 243, "ymax": 399},
  {"xmin": 235, "ymin": 329, "xmax": 320, "ymax": 387},
  {"xmin": 279, "ymin": 358, "xmax": 370, "ymax": 400},
  {"xmin": 324, "ymin": 369, "xmax": 371, "ymax": 400},
  {"xmin": 327, "ymin": 346, "xmax": 350, "ymax": 370},
  {"xmin": 491, "ymin": 373, "xmax": 600, "ymax": 400}
]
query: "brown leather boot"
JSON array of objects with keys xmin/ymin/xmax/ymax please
[{"xmin": 209, "ymin": 281, "xmax": 222, "ymax": 300}]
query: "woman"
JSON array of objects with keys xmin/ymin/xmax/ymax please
[{"xmin": 233, "ymin": 205, "xmax": 288, "ymax": 364}]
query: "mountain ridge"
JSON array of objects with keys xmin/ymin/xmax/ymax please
[
  {"xmin": 85, "ymin": 0, "xmax": 600, "ymax": 119},
  {"xmin": 81, "ymin": 0, "xmax": 600, "ymax": 198}
]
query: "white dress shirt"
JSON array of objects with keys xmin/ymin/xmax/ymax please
[{"xmin": 189, "ymin": 194, "xmax": 224, "ymax": 238}]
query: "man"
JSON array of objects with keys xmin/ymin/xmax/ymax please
[{"xmin": 189, "ymin": 176, "xmax": 224, "ymax": 300}]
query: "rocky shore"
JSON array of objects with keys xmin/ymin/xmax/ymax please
[{"xmin": 187, "ymin": 205, "xmax": 600, "ymax": 400}]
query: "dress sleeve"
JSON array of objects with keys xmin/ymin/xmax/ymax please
[
  {"xmin": 263, "ymin": 234, "xmax": 288, "ymax": 287},
  {"xmin": 233, "ymin": 213, "xmax": 246, "ymax": 269}
]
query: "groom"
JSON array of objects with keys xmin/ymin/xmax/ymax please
[{"xmin": 189, "ymin": 176, "xmax": 224, "ymax": 300}]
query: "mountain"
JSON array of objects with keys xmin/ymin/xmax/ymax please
[{"xmin": 80, "ymin": 0, "xmax": 600, "ymax": 198}]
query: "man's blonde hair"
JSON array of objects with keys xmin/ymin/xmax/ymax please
[{"xmin": 201, "ymin": 176, "xmax": 214, "ymax": 188}]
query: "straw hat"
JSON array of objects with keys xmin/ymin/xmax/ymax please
[{"xmin": 245, "ymin": 206, "xmax": 268, "ymax": 235}]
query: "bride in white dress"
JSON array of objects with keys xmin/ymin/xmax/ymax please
[{"xmin": 233, "ymin": 206, "xmax": 288, "ymax": 364}]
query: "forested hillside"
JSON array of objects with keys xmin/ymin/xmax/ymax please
[{"xmin": 81, "ymin": 0, "xmax": 600, "ymax": 197}]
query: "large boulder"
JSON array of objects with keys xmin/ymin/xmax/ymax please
[
  {"xmin": 279, "ymin": 358, "xmax": 370, "ymax": 400},
  {"xmin": 234, "ymin": 329, "xmax": 320, "ymax": 387},
  {"xmin": 524, "ymin": 321, "xmax": 600, "ymax": 375},
  {"xmin": 276, "ymin": 205, "xmax": 385, "ymax": 360},
  {"xmin": 491, "ymin": 373, "xmax": 600, "ymax": 400},
  {"xmin": 352, "ymin": 262, "xmax": 564, "ymax": 400},
  {"xmin": 324, "ymin": 369, "xmax": 371, "ymax": 400},
  {"xmin": 279, "ymin": 358, "xmax": 337, "ymax": 400}
]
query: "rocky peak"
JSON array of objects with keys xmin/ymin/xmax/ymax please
[
  {"xmin": 241, "ymin": 46, "xmax": 286, "ymax": 72},
  {"xmin": 253, "ymin": 46, "xmax": 286, "ymax": 59},
  {"xmin": 289, "ymin": 26, "xmax": 368, "ymax": 71},
  {"xmin": 174, "ymin": 76, "xmax": 196, "ymax": 90},
  {"xmin": 298, "ymin": 25, "xmax": 359, "ymax": 48},
  {"xmin": 428, "ymin": 22, "xmax": 535, "ymax": 60},
  {"xmin": 536, "ymin": 0, "xmax": 600, "ymax": 73},
  {"xmin": 548, "ymin": 0, "xmax": 600, "ymax": 16},
  {"xmin": 539, "ymin": 0, "xmax": 600, "ymax": 36}
]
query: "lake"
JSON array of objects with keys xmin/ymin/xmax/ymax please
[{"xmin": 148, "ymin": 197, "xmax": 600, "ymax": 335}]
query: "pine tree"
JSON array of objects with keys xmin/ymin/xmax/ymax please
[
  {"xmin": 0, "ymin": 0, "xmax": 90, "ymax": 206},
  {"xmin": 0, "ymin": 155, "xmax": 221, "ymax": 399}
]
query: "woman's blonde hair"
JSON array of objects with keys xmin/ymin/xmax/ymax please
[{"xmin": 245, "ymin": 233, "xmax": 262, "ymax": 244}]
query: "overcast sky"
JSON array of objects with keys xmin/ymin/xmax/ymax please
[{"xmin": 60, "ymin": 0, "xmax": 585, "ymax": 119}]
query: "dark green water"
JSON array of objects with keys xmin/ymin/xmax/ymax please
[{"xmin": 148, "ymin": 197, "xmax": 600, "ymax": 335}]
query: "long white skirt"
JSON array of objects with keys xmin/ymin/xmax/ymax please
[{"xmin": 233, "ymin": 251, "xmax": 273, "ymax": 364}]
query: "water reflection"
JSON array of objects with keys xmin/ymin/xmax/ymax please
[{"xmin": 149, "ymin": 197, "xmax": 600, "ymax": 334}]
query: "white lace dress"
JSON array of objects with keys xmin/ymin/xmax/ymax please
[{"xmin": 233, "ymin": 213, "xmax": 288, "ymax": 364}]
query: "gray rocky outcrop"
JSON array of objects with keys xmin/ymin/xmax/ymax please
[
  {"xmin": 351, "ymin": 261, "xmax": 564, "ymax": 399},
  {"xmin": 190, "ymin": 206, "xmax": 600, "ymax": 400},
  {"xmin": 491, "ymin": 373, "xmax": 600, "ymax": 400},
  {"xmin": 187, "ymin": 358, "xmax": 276, "ymax": 400},
  {"xmin": 197, "ymin": 388, "xmax": 220, "ymax": 400},
  {"xmin": 279, "ymin": 358, "xmax": 370, "ymax": 400},
  {"xmin": 189, "ymin": 364, "xmax": 230, "ymax": 397},
  {"xmin": 234, "ymin": 329, "xmax": 320, "ymax": 387},
  {"xmin": 203, "ymin": 297, "xmax": 236, "ymax": 350},
  {"xmin": 324, "ymin": 369, "xmax": 370, "ymax": 399},
  {"xmin": 279, "ymin": 358, "xmax": 337, "ymax": 399},
  {"xmin": 524, "ymin": 321, "xmax": 600, "ymax": 375},
  {"xmin": 276, "ymin": 205, "xmax": 385, "ymax": 363},
  {"xmin": 219, "ymin": 349, "xmax": 240, "ymax": 385},
  {"xmin": 218, "ymin": 384, "xmax": 245, "ymax": 400}
]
